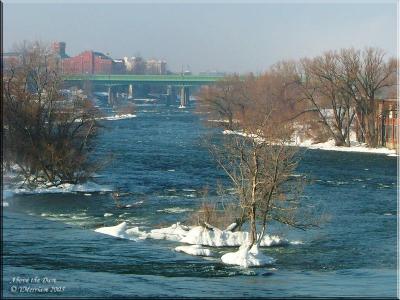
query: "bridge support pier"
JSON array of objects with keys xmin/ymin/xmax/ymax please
[
  {"xmin": 166, "ymin": 85, "xmax": 176, "ymax": 106},
  {"xmin": 83, "ymin": 80, "xmax": 93, "ymax": 97},
  {"xmin": 128, "ymin": 84, "xmax": 134, "ymax": 99},
  {"xmin": 180, "ymin": 86, "xmax": 190, "ymax": 107},
  {"xmin": 108, "ymin": 86, "xmax": 116, "ymax": 106}
]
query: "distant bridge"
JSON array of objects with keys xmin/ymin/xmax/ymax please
[
  {"xmin": 62, "ymin": 74, "xmax": 225, "ymax": 85},
  {"xmin": 62, "ymin": 74, "xmax": 226, "ymax": 107}
]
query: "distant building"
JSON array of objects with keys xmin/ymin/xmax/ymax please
[
  {"xmin": 51, "ymin": 41, "xmax": 68, "ymax": 59},
  {"xmin": 123, "ymin": 56, "xmax": 146, "ymax": 74},
  {"xmin": 145, "ymin": 59, "xmax": 167, "ymax": 75},
  {"xmin": 112, "ymin": 59, "xmax": 126, "ymax": 74},
  {"xmin": 2, "ymin": 52, "xmax": 22, "ymax": 70},
  {"xmin": 62, "ymin": 50, "xmax": 123, "ymax": 74}
]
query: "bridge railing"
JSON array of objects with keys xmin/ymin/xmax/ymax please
[{"xmin": 62, "ymin": 74, "xmax": 226, "ymax": 84}]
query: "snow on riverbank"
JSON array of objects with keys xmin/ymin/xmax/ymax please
[
  {"xmin": 223, "ymin": 130, "xmax": 397, "ymax": 156},
  {"xmin": 297, "ymin": 138, "xmax": 397, "ymax": 155},
  {"xmin": 3, "ymin": 180, "xmax": 113, "ymax": 197}
]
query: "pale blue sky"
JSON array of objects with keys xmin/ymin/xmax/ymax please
[{"xmin": 4, "ymin": 1, "xmax": 398, "ymax": 73}]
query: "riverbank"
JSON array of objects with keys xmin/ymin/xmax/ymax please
[{"xmin": 222, "ymin": 130, "xmax": 397, "ymax": 156}]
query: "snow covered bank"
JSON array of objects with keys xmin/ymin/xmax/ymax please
[
  {"xmin": 221, "ymin": 243, "xmax": 276, "ymax": 268},
  {"xmin": 223, "ymin": 130, "xmax": 397, "ymax": 156},
  {"xmin": 175, "ymin": 245, "xmax": 213, "ymax": 257},
  {"xmin": 3, "ymin": 181, "xmax": 113, "ymax": 196},
  {"xmin": 297, "ymin": 138, "xmax": 397, "ymax": 156}
]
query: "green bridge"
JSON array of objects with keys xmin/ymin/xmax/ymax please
[
  {"xmin": 63, "ymin": 74, "xmax": 226, "ymax": 106},
  {"xmin": 62, "ymin": 74, "xmax": 225, "ymax": 85}
]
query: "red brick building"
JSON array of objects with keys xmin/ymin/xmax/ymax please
[{"xmin": 62, "ymin": 51, "xmax": 116, "ymax": 74}]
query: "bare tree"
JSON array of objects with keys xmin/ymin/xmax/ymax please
[
  {"xmin": 196, "ymin": 75, "xmax": 243, "ymax": 130},
  {"xmin": 292, "ymin": 48, "xmax": 396, "ymax": 148},
  {"xmin": 3, "ymin": 41, "xmax": 102, "ymax": 187},
  {"xmin": 298, "ymin": 53, "xmax": 356, "ymax": 146},
  {"xmin": 338, "ymin": 48, "xmax": 397, "ymax": 147},
  {"xmin": 205, "ymin": 75, "xmax": 317, "ymax": 251}
]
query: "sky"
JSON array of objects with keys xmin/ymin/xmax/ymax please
[{"xmin": 3, "ymin": 1, "xmax": 398, "ymax": 74}]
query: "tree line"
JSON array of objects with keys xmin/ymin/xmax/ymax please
[
  {"xmin": 197, "ymin": 47, "xmax": 397, "ymax": 148},
  {"xmin": 194, "ymin": 47, "xmax": 396, "ymax": 251}
]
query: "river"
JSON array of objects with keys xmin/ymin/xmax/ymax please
[{"xmin": 3, "ymin": 104, "xmax": 397, "ymax": 297}]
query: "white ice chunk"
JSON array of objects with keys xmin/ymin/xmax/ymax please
[
  {"xmin": 225, "ymin": 223, "xmax": 237, "ymax": 231},
  {"xmin": 180, "ymin": 226, "xmax": 288, "ymax": 247},
  {"xmin": 102, "ymin": 114, "xmax": 136, "ymax": 121},
  {"xmin": 146, "ymin": 222, "xmax": 190, "ymax": 241},
  {"xmin": 105, "ymin": 221, "xmax": 292, "ymax": 248},
  {"xmin": 175, "ymin": 245, "xmax": 213, "ymax": 257},
  {"xmin": 221, "ymin": 243, "xmax": 276, "ymax": 268},
  {"xmin": 94, "ymin": 222, "xmax": 128, "ymax": 238},
  {"xmin": 125, "ymin": 226, "xmax": 142, "ymax": 236}
]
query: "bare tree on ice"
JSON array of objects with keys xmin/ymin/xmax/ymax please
[{"xmin": 203, "ymin": 75, "xmax": 318, "ymax": 252}]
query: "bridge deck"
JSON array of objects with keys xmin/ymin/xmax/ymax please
[{"xmin": 63, "ymin": 74, "xmax": 225, "ymax": 85}]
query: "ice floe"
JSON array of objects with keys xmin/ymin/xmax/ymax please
[
  {"xmin": 93, "ymin": 221, "xmax": 300, "ymax": 267},
  {"xmin": 102, "ymin": 114, "xmax": 136, "ymax": 121},
  {"xmin": 139, "ymin": 222, "xmax": 190, "ymax": 242},
  {"xmin": 221, "ymin": 243, "xmax": 276, "ymax": 268},
  {"xmin": 94, "ymin": 222, "xmax": 128, "ymax": 239},
  {"xmin": 96, "ymin": 222, "xmax": 292, "ymax": 247},
  {"xmin": 180, "ymin": 226, "xmax": 288, "ymax": 247},
  {"xmin": 175, "ymin": 245, "xmax": 213, "ymax": 257}
]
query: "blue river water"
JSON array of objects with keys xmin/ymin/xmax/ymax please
[{"xmin": 2, "ymin": 104, "xmax": 398, "ymax": 298}]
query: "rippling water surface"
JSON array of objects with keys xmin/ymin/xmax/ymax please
[{"xmin": 3, "ymin": 105, "xmax": 397, "ymax": 297}]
